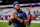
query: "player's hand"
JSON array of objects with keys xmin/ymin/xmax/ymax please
[
  {"xmin": 10, "ymin": 14, "xmax": 15, "ymax": 19},
  {"xmin": 14, "ymin": 14, "xmax": 18, "ymax": 19},
  {"xmin": 24, "ymin": 20, "xmax": 29, "ymax": 27},
  {"xmin": 24, "ymin": 20, "xmax": 28, "ymax": 25},
  {"xmin": 10, "ymin": 14, "xmax": 16, "ymax": 23}
]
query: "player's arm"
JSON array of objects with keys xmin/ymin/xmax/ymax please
[
  {"xmin": 23, "ymin": 12, "xmax": 29, "ymax": 26},
  {"xmin": 8, "ymin": 19, "xmax": 12, "ymax": 25},
  {"xmin": 8, "ymin": 14, "xmax": 14, "ymax": 25},
  {"xmin": 14, "ymin": 15, "xmax": 23, "ymax": 23},
  {"xmin": 14, "ymin": 12, "xmax": 29, "ymax": 25},
  {"xmin": 8, "ymin": 15, "xmax": 12, "ymax": 25},
  {"xmin": 15, "ymin": 16, "xmax": 29, "ymax": 27},
  {"xmin": 15, "ymin": 17, "xmax": 29, "ymax": 27},
  {"xmin": 14, "ymin": 13, "xmax": 29, "ymax": 27}
]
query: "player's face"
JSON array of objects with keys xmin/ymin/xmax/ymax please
[{"xmin": 14, "ymin": 4, "xmax": 20, "ymax": 9}]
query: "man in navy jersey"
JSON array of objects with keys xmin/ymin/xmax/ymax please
[{"xmin": 8, "ymin": 1, "xmax": 29, "ymax": 27}]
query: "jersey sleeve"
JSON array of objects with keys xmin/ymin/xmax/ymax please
[
  {"xmin": 8, "ymin": 19, "xmax": 12, "ymax": 25},
  {"xmin": 23, "ymin": 12, "xmax": 28, "ymax": 20},
  {"xmin": 8, "ymin": 15, "xmax": 12, "ymax": 25}
]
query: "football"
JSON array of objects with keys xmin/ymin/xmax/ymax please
[
  {"xmin": 10, "ymin": 18, "xmax": 16, "ymax": 23},
  {"xmin": 10, "ymin": 15, "xmax": 16, "ymax": 23}
]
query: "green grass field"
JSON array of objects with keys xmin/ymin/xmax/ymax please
[{"xmin": 0, "ymin": 22, "xmax": 40, "ymax": 27}]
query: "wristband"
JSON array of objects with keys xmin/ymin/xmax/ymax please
[{"xmin": 23, "ymin": 20, "xmax": 24, "ymax": 24}]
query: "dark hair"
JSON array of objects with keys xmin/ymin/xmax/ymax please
[{"xmin": 28, "ymin": 11, "xmax": 30, "ymax": 14}]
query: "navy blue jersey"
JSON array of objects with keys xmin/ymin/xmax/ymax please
[{"xmin": 8, "ymin": 11, "xmax": 28, "ymax": 27}]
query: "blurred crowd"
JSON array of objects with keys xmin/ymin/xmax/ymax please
[
  {"xmin": 0, "ymin": 10, "xmax": 40, "ymax": 21},
  {"xmin": 0, "ymin": 15, "xmax": 10, "ymax": 20},
  {"xmin": 32, "ymin": 10, "xmax": 39, "ymax": 20}
]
